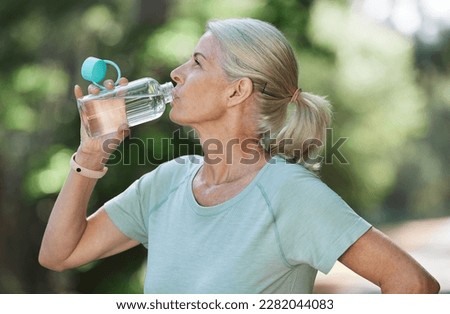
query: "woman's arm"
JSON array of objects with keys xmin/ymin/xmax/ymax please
[
  {"xmin": 338, "ymin": 227, "xmax": 440, "ymax": 293},
  {"xmin": 39, "ymin": 81, "xmax": 138, "ymax": 271},
  {"xmin": 38, "ymin": 168, "xmax": 139, "ymax": 271}
]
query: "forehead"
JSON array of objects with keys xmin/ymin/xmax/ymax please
[{"xmin": 194, "ymin": 32, "xmax": 223, "ymax": 60}]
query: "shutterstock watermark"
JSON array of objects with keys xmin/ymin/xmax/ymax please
[{"xmin": 103, "ymin": 128, "xmax": 349, "ymax": 167}]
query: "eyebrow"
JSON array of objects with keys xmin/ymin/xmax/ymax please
[{"xmin": 193, "ymin": 52, "xmax": 207, "ymax": 60}]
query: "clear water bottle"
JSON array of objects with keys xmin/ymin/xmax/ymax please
[{"xmin": 77, "ymin": 57, "xmax": 173, "ymax": 137}]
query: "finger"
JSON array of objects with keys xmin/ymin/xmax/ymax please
[
  {"xmin": 74, "ymin": 85, "xmax": 84, "ymax": 99},
  {"xmin": 117, "ymin": 123, "xmax": 130, "ymax": 140},
  {"xmin": 116, "ymin": 77, "xmax": 129, "ymax": 97},
  {"xmin": 103, "ymin": 79, "xmax": 115, "ymax": 90},
  {"xmin": 118, "ymin": 77, "xmax": 129, "ymax": 86},
  {"xmin": 88, "ymin": 84, "xmax": 101, "ymax": 95}
]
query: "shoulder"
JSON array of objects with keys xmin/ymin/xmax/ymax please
[
  {"xmin": 116, "ymin": 155, "xmax": 202, "ymax": 212},
  {"xmin": 260, "ymin": 156, "xmax": 325, "ymax": 194},
  {"xmin": 258, "ymin": 156, "xmax": 345, "ymax": 212}
]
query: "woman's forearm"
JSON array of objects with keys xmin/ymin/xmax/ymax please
[{"xmin": 38, "ymin": 150, "xmax": 106, "ymax": 271}]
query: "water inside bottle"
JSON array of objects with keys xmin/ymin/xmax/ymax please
[
  {"xmin": 79, "ymin": 97, "xmax": 128, "ymax": 137},
  {"xmin": 79, "ymin": 94, "xmax": 166, "ymax": 137},
  {"xmin": 77, "ymin": 78, "xmax": 172, "ymax": 137},
  {"xmin": 125, "ymin": 94, "xmax": 166, "ymax": 127}
]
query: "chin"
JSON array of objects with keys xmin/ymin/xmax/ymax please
[
  {"xmin": 169, "ymin": 108, "xmax": 189, "ymax": 126},
  {"xmin": 168, "ymin": 109, "xmax": 178, "ymax": 123}
]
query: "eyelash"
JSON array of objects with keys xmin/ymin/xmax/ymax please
[{"xmin": 193, "ymin": 58, "xmax": 201, "ymax": 66}]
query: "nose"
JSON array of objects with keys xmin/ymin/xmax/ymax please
[{"xmin": 170, "ymin": 64, "xmax": 184, "ymax": 85}]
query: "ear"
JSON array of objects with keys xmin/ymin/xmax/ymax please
[{"xmin": 226, "ymin": 77, "xmax": 254, "ymax": 107}]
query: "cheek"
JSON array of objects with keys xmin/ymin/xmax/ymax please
[{"xmin": 170, "ymin": 73, "xmax": 229, "ymax": 122}]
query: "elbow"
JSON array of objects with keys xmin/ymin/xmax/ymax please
[
  {"xmin": 382, "ymin": 272, "xmax": 441, "ymax": 294},
  {"xmin": 408, "ymin": 269, "xmax": 440, "ymax": 293},
  {"xmin": 38, "ymin": 250, "xmax": 69, "ymax": 272},
  {"xmin": 416, "ymin": 274, "xmax": 440, "ymax": 294}
]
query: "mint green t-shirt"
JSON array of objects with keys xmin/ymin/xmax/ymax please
[{"xmin": 104, "ymin": 155, "xmax": 371, "ymax": 293}]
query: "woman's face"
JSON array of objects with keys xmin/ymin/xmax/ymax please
[{"xmin": 169, "ymin": 32, "xmax": 232, "ymax": 128}]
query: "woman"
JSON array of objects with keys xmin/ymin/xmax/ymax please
[{"xmin": 39, "ymin": 18, "xmax": 440, "ymax": 293}]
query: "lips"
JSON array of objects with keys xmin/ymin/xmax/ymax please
[
  {"xmin": 172, "ymin": 88, "xmax": 180, "ymax": 99},
  {"xmin": 170, "ymin": 90, "xmax": 179, "ymax": 106},
  {"xmin": 171, "ymin": 88, "xmax": 181, "ymax": 104}
]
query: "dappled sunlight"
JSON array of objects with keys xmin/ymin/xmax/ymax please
[
  {"xmin": 13, "ymin": 64, "xmax": 69, "ymax": 99},
  {"xmin": 81, "ymin": 5, "xmax": 124, "ymax": 46},
  {"xmin": 144, "ymin": 19, "xmax": 203, "ymax": 67},
  {"xmin": 25, "ymin": 148, "xmax": 72, "ymax": 197},
  {"xmin": 4, "ymin": 102, "xmax": 37, "ymax": 132}
]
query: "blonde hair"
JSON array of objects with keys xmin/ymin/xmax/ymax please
[{"xmin": 206, "ymin": 18, "xmax": 332, "ymax": 171}]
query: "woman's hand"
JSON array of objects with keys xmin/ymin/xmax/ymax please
[{"xmin": 74, "ymin": 78, "xmax": 130, "ymax": 169}]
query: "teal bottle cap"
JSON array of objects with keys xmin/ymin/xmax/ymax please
[{"xmin": 81, "ymin": 56, "xmax": 121, "ymax": 89}]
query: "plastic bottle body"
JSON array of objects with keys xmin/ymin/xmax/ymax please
[{"xmin": 77, "ymin": 78, "xmax": 173, "ymax": 137}]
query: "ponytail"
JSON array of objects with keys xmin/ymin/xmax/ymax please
[{"xmin": 265, "ymin": 91, "xmax": 332, "ymax": 171}]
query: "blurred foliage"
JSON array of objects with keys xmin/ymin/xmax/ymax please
[
  {"xmin": 306, "ymin": 1, "xmax": 427, "ymax": 214},
  {"xmin": 0, "ymin": 0, "xmax": 448, "ymax": 293}
]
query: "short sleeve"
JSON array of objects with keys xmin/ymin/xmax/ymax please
[
  {"xmin": 273, "ymin": 170, "xmax": 372, "ymax": 274},
  {"xmin": 103, "ymin": 156, "xmax": 199, "ymax": 248},
  {"xmin": 104, "ymin": 174, "xmax": 152, "ymax": 247}
]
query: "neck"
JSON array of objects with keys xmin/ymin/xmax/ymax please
[
  {"xmin": 192, "ymin": 101, "xmax": 268, "ymax": 185},
  {"xmin": 196, "ymin": 130, "xmax": 269, "ymax": 185}
]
